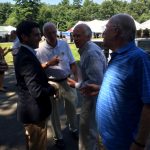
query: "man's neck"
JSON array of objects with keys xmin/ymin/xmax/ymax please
[
  {"xmin": 46, "ymin": 40, "xmax": 57, "ymax": 48},
  {"xmin": 112, "ymin": 40, "xmax": 128, "ymax": 52}
]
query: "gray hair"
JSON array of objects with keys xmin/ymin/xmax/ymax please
[
  {"xmin": 43, "ymin": 22, "xmax": 56, "ymax": 34},
  {"xmin": 74, "ymin": 23, "xmax": 92, "ymax": 39},
  {"xmin": 110, "ymin": 13, "xmax": 136, "ymax": 42}
]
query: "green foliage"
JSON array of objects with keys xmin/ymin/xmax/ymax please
[
  {"xmin": 1, "ymin": 0, "xmax": 150, "ymax": 30},
  {"xmin": 5, "ymin": 11, "xmax": 18, "ymax": 26},
  {"xmin": 73, "ymin": 0, "xmax": 82, "ymax": 7},
  {"xmin": 0, "ymin": 3, "xmax": 13, "ymax": 25},
  {"xmin": 99, "ymin": 0, "xmax": 128, "ymax": 20},
  {"xmin": 59, "ymin": 0, "xmax": 70, "ymax": 6},
  {"xmin": 83, "ymin": 0, "xmax": 93, "ymax": 7},
  {"xmin": 14, "ymin": 0, "xmax": 41, "ymax": 23}
]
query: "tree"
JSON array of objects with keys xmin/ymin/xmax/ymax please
[
  {"xmin": 14, "ymin": 0, "xmax": 41, "ymax": 23},
  {"xmin": 73, "ymin": 0, "xmax": 82, "ymax": 7},
  {"xmin": 126, "ymin": 0, "xmax": 150, "ymax": 22},
  {"xmin": 83, "ymin": 0, "xmax": 93, "ymax": 7},
  {"xmin": 99, "ymin": 0, "xmax": 127, "ymax": 20},
  {"xmin": 59, "ymin": 0, "xmax": 70, "ymax": 6},
  {"xmin": 0, "ymin": 3, "xmax": 13, "ymax": 25}
]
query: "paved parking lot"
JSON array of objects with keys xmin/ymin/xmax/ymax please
[
  {"xmin": 0, "ymin": 65, "xmax": 150, "ymax": 150},
  {"xmin": 0, "ymin": 65, "xmax": 79, "ymax": 150}
]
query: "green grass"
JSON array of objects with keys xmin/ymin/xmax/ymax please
[
  {"xmin": 0, "ymin": 42, "xmax": 80, "ymax": 65},
  {"xmin": 69, "ymin": 43, "xmax": 80, "ymax": 61},
  {"xmin": 0, "ymin": 42, "xmax": 13, "ymax": 65}
]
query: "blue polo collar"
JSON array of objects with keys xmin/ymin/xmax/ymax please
[{"xmin": 111, "ymin": 41, "xmax": 136, "ymax": 58}]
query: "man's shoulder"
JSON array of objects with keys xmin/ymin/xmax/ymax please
[
  {"xmin": 90, "ymin": 41, "xmax": 102, "ymax": 50},
  {"xmin": 19, "ymin": 46, "xmax": 34, "ymax": 56},
  {"xmin": 38, "ymin": 41, "xmax": 47, "ymax": 48},
  {"xmin": 128, "ymin": 46, "xmax": 148, "ymax": 59},
  {"xmin": 58, "ymin": 39, "xmax": 68, "ymax": 46},
  {"xmin": 87, "ymin": 42, "xmax": 102, "ymax": 54},
  {"xmin": 36, "ymin": 41, "xmax": 49, "ymax": 54}
]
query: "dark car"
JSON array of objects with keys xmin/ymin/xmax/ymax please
[{"xmin": 135, "ymin": 38, "xmax": 150, "ymax": 53}]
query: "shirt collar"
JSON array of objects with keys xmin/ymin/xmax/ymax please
[
  {"xmin": 21, "ymin": 44, "xmax": 37, "ymax": 56},
  {"xmin": 45, "ymin": 39, "xmax": 60, "ymax": 49},
  {"xmin": 13, "ymin": 37, "xmax": 19, "ymax": 42},
  {"xmin": 78, "ymin": 41, "xmax": 91, "ymax": 55},
  {"xmin": 111, "ymin": 41, "xmax": 136, "ymax": 58}
]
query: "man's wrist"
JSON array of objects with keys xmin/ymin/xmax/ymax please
[
  {"xmin": 45, "ymin": 61, "xmax": 49, "ymax": 67},
  {"xmin": 133, "ymin": 139, "xmax": 145, "ymax": 148},
  {"xmin": 75, "ymin": 82, "xmax": 81, "ymax": 89}
]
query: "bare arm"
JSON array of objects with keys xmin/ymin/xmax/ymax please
[
  {"xmin": 70, "ymin": 62, "xmax": 78, "ymax": 81},
  {"xmin": 41, "ymin": 56, "xmax": 60, "ymax": 69},
  {"xmin": 4, "ymin": 48, "xmax": 11, "ymax": 56},
  {"xmin": 80, "ymin": 84, "xmax": 100, "ymax": 96},
  {"xmin": 130, "ymin": 104, "xmax": 150, "ymax": 150}
]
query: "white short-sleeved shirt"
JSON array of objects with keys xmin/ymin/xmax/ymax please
[
  {"xmin": 12, "ymin": 37, "xmax": 21, "ymax": 55},
  {"xmin": 36, "ymin": 39, "xmax": 75, "ymax": 75}
]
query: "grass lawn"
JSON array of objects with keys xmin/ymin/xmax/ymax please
[
  {"xmin": 0, "ymin": 42, "xmax": 13, "ymax": 65},
  {"xmin": 0, "ymin": 42, "xmax": 80, "ymax": 65}
]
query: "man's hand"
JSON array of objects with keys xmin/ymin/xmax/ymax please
[
  {"xmin": 48, "ymin": 81, "xmax": 59, "ymax": 97},
  {"xmin": 41, "ymin": 56, "xmax": 60, "ymax": 68},
  {"xmin": 67, "ymin": 78, "xmax": 76, "ymax": 88},
  {"xmin": 48, "ymin": 81, "xmax": 59, "ymax": 90},
  {"xmin": 49, "ymin": 56, "xmax": 60, "ymax": 66},
  {"xmin": 0, "ymin": 47, "xmax": 7, "ymax": 54},
  {"xmin": 80, "ymin": 84, "xmax": 100, "ymax": 96}
]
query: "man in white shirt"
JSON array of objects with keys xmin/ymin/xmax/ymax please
[
  {"xmin": 36, "ymin": 22, "xmax": 78, "ymax": 148},
  {"xmin": 10, "ymin": 30, "xmax": 21, "ymax": 63}
]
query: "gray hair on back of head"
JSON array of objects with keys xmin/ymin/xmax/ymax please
[
  {"xmin": 43, "ymin": 22, "xmax": 56, "ymax": 34},
  {"xmin": 75, "ymin": 23, "xmax": 92, "ymax": 39},
  {"xmin": 110, "ymin": 13, "xmax": 136, "ymax": 42}
]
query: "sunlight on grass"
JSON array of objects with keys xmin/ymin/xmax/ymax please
[
  {"xmin": 0, "ymin": 42, "xmax": 13, "ymax": 65},
  {"xmin": 0, "ymin": 42, "xmax": 80, "ymax": 65},
  {"xmin": 69, "ymin": 43, "xmax": 80, "ymax": 61}
]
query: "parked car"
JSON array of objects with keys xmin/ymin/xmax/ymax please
[
  {"xmin": 135, "ymin": 38, "xmax": 150, "ymax": 53},
  {"xmin": 93, "ymin": 38, "xmax": 150, "ymax": 61},
  {"xmin": 92, "ymin": 39, "xmax": 111, "ymax": 61}
]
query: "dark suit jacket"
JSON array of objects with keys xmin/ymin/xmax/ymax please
[{"xmin": 15, "ymin": 46, "xmax": 54, "ymax": 124}]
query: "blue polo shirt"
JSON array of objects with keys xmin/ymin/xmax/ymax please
[{"xmin": 96, "ymin": 41, "xmax": 150, "ymax": 150}]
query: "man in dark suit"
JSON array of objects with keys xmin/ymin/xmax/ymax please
[{"xmin": 15, "ymin": 20, "xmax": 56, "ymax": 150}]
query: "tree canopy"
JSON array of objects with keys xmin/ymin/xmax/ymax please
[{"xmin": 1, "ymin": 0, "xmax": 150, "ymax": 31}]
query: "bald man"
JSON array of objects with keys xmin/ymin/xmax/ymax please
[
  {"xmin": 96, "ymin": 13, "xmax": 150, "ymax": 150},
  {"xmin": 36, "ymin": 22, "xmax": 78, "ymax": 148},
  {"xmin": 68, "ymin": 24, "xmax": 107, "ymax": 150}
]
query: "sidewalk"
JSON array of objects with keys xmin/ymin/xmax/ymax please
[
  {"xmin": 1, "ymin": 65, "xmax": 150, "ymax": 150},
  {"xmin": 0, "ymin": 65, "xmax": 79, "ymax": 150}
]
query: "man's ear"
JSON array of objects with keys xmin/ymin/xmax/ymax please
[
  {"xmin": 115, "ymin": 27, "xmax": 121, "ymax": 35},
  {"xmin": 21, "ymin": 34, "xmax": 28, "ymax": 42}
]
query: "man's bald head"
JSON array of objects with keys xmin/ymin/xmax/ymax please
[
  {"xmin": 43, "ymin": 22, "xmax": 56, "ymax": 35},
  {"xmin": 42, "ymin": 22, "xmax": 57, "ymax": 46},
  {"xmin": 109, "ymin": 13, "xmax": 136, "ymax": 42},
  {"xmin": 74, "ymin": 24, "xmax": 92, "ymax": 39},
  {"xmin": 73, "ymin": 24, "xmax": 92, "ymax": 48}
]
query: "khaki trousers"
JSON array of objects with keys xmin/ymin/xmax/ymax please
[
  {"xmin": 50, "ymin": 80, "xmax": 78, "ymax": 139},
  {"xmin": 79, "ymin": 97, "xmax": 99, "ymax": 150},
  {"xmin": 24, "ymin": 119, "xmax": 47, "ymax": 150}
]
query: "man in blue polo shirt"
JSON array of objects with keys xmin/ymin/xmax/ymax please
[{"xmin": 95, "ymin": 14, "xmax": 150, "ymax": 150}]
